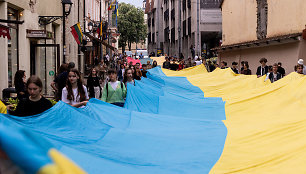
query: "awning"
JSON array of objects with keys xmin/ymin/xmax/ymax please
[
  {"xmin": 0, "ymin": 24, "xmax": 11, "ymax": 39},
  {"xmin": 84, "ymin": 33, "xmax": 115, "ymax": 51}
]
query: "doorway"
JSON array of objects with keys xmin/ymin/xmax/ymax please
[{"xmin": 30, "ymin": 43, "xmax": 60, "ymax": 96}]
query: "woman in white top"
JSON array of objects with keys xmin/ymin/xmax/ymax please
[{"xmin": 62, "ymin": 68, "xmax": 89, "ymax": 108}]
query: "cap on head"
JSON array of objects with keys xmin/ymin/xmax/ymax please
[{"xmin": 298, "ymin": 59, "xmax": 304, "ymax": 65}]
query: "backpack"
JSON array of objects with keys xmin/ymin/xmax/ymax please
[{"xmin": 106, "ymin": 81, "xmax": 124, "ymax": 98}]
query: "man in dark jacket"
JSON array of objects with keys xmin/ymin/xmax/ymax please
[
  {"xmin": 162, "ymin": 57, "xmax": 171, "ymax": 69},
  {"xmin": 277, "ymin": 62, "xmax": 286, "ymax": 77},
  {"xmin": 256, "ymin": 58, "xmax": 269, "ymax": 77},
  {"xmin": 268, "ymin": 63, "xmax": 283, "ymax": 83}
]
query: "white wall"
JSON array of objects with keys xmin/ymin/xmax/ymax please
[{"xmin": 0, "ymin": 2, "xmax": 9, "ymax": 98}]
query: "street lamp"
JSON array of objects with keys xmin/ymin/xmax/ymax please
[{"xmin": 62, "ymin": 0, "xmax": 73, "ymax": 63}]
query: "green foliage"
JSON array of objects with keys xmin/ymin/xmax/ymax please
[
  {"xmin": 118, "ymin": 3, "xmax": 147, "ymax": 51},
  {"xmin": 48, "ymin": 99, "xmax": 57, "ymax": 106},
  {"xmin": 5, "ymin": 98, "xmax": 57, "ymax": 112},
  {"xmin": 6, "ymin": 98, "xmax": 19, "ymax": 111}
]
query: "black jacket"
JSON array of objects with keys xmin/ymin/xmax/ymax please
[
  {"xmin": 268, "ymin": 72, "xmax": 282, "ymax": 83},
  {"xmin": 87, "ymin": 76, "xmax": 101, "ymax": 98},
  {"xmin": 256, "ymin": 66, "xmax": 269, "ymax": 76}
]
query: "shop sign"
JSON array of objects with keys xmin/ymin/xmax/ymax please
[
  {"xmin": 26, "ymin": 30, "xmax": 53, "ymax": 39},
  {"xmin": 0, "ymin": 25, "xmax": 11, "ymax": 40},
  {"xmin": 200, "ymin": 9, "xmax": 222, "ymax": 24},
  {"xmin": 49, "ymin": 71, "xmax": 55, "ymax": 76}
]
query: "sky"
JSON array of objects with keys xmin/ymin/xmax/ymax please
[{"xmin": 119, "ymin": 0, "xmax": 143, "ymax": 8}]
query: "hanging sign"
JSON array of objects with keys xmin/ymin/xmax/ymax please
[
  {"xmin": 0, "ymin": 24, "xmax": 11, "ymax": 40},
  {"xmin": 26, "ymin": 29, "xmax": 53, "ymax": 39}
]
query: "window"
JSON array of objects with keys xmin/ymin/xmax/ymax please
[
  {"xmin": 183, "ymin": 20, "xmax": 186, "ymax": 37},
  {"xmin": 148, "ymin": 32, "xmax": 151, "ymax": 43},
  {"xmin": 164, "ymin": 27, "xmax": 170, "ymax": 41},
  {"xmin": 164, "ymin": 9, "xmax": 169, "ymax": 21},
  {"xmin": 182, "ymin": 0, "xmax": 186, "ymax": 11},
  {"xmin": 188, "ymin": 17, "xmax": 191, "ymax": 36},
  {"xmin": 152, "ymin": 32, "xmax": 155, "ymax": 43},
  {"xmin": 171, "ymin": 28, "xmax": 175, "ymax": 43},
  {"xmin": 171, "ymin": 9, "xmax": 175, "ymax": 20},
  {"xmin": 188, "ymin": 0, "xmax": 191, "ymax": 8},
  {"xmin": 200, "ymin": 0, "xmax": 222, "ymax": 9}
]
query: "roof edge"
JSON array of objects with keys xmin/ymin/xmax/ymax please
[{"xmin": 212, "ymin": 33, "xmax": 302, "ymax": 51}]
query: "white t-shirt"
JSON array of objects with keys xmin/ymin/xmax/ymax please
[
  {"xmin": 195, "ymin": 60, "xmax": 202, "ymax": 66},
  {"xmin": 106, "ymin": 54, "xmax": 110, "ymax": 61},
  {"xmin": 62, "ymin": 85, "xmax": 89, "ymax": 105},
  {"xmin": 109, "ymin": 81, "xmax": 119, "ymax": 90},
  {"xmin": 121, "ymin": 69, "xmax": 125, "ymax": 78}
]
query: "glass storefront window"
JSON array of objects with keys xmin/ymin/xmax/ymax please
[{"xmin": 7, "ymin": 8, "xmax": 19, "ymax": 87}]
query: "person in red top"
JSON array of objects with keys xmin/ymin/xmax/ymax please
[{"xmin": 177, "ymin": 60, "xmax": 185, "ymax": 71}]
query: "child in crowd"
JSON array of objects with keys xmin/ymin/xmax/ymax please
[
  {"xmin": 124, "ymin": 68, "xmax": 135, "ymax": 86},
  {"xmin": 101, "ymin": 69, "xmax": 127, "ymax": 107},
  {"xmin": 141, "ymin": 64, "xmax": 148, "ymax": 78},
  {"xmin": 231, "ymin": 62, "xmax": 239, "ymax": 74},
  {"xmin": 62, "ymin": 69, "xmax": 89, "ymax": 108},
  {"xmin": 87, "ymin": 67, "xmax": 101, "ymax": 99},
  {"xmin": 13, "ymin": 76, "xmax": 53, "ymax": 116},
  {"xmin": 134, "ymin": 63, "xmax": 142, "ymax": 80},
  {"xmin": 296, "ymin": 64, "xmax": 304, "ymax": 74},
  {"xmin": 152, "ymin": 61, "xmax": 158, "ymax": 68},
  {"xmin": 241, "ymin": 63, "xmax": 252, "ymax": 75},
  {"xmin": 14, "ymin": 70, "xmax": 28, "ymax": 100},
  {"xmin": 268, "ymin": 63, "xmax": 283, "ymax": 83}
]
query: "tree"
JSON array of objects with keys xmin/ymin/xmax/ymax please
[{"xmin": 117, "ymin": 3, "xmax": 147, "ymax": 52}]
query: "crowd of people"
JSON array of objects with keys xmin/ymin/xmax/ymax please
[
  {"xmin": 162, "ymin": 55, "xmax": 306, "ymax": 83},
  {"xmin": 3, "ymin": 52, "xmax": 306, "ymax": 117},
  {"xmin": 4, "ymin": 54, "xmax": 158, "ymax": 116}
]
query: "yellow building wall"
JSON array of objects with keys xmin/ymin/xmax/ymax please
[
  {"xmin": 221, "ymin": 0, "xmax": 257, "ymax": 45},
  {"xmin": 267, "ymin": 0, "xmax": 306, "ymax": 37}
]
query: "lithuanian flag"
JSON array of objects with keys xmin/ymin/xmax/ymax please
[
  {"xmin": 70, "ymin": 23, "xmax": 83, "ymax": 45},
  {"xmin": 96, "ymin": 21, "xmax": 103, "ymax": 37}
]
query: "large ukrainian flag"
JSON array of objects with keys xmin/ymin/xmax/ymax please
[{"xmin": 1, "ymin": 64, "xmax": 306, "ymax": 173}]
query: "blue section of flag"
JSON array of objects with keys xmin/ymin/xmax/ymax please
[{"xmin": 0, "ymin": 67, "xmax": 227, "ymax": 174}]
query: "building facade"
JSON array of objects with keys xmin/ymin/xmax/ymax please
[
  {"xmin": 145, "ymin": 0, "xmax": 222, "ymax": 59},
  {"xmin": 0, "ymin": 0, "xmax": 65, "ymax": 98},
  {"xmin": 214, "ymin": 0, "xmax": 306, "ymax": 74},
  {"xmin": 0, "ymin": 0, "xmax": 114, "ymax": 98}
]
